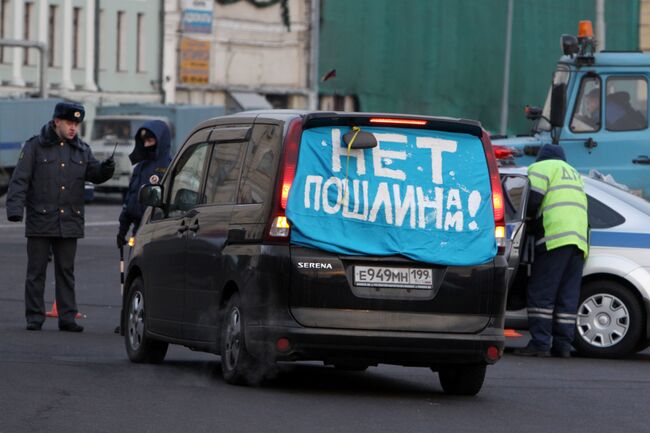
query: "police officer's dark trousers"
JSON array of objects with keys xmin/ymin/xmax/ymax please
[
  {"xmin": 527, "ymin": 245, "xmax": 585, "ymax": 351},
  {"xmin": 25, "ymin": 237, "xmax": 78, "ymax": 325}
]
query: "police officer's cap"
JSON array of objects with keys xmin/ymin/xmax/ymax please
[{"xmin": 53, "ymin": 102, "xmax": 85, "ymax": 123}]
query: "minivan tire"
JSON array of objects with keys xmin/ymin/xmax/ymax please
[
  {"xmin": 574, "ymin": 280, "xmax": 643, "ymax": 358},
  {"xmin": 437, "ymin": 364, "xmax": 486, "ymax": 396},
  {"xmin": 125, "ymin": 277, "xmax": 168, "ymax": 364},
  {"xmin": 220, "ymin": 293, "xmax": 265, "ymax": 385}
]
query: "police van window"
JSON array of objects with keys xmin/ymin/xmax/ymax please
[
  {"xmin": 501, "ymin": 175, "xmax": 528, "ymax": 221},
  {"xmin": 238, "ymin": 124, "xmax": 281, "ymax": 204},
  {"xmin": 167, "ymin": 143, "xmax": 209, "ymax": 217},
  {"xmin": 587, "ymin": 195, "xmax": 626, "ymax": 229},
  {"xmin": 203, "ymin": 142, "xmax": 246, "ymax": 205},
  {"xmin": 570, "ymin": 77, "xmax": 601, "ymax": 133},
  {"xmin": 605, "ymin": 76, "xmax": 648, "ymax": 131}
]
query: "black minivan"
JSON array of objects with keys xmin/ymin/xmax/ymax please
[{"xmin": 121, "ymin": 110, "xmax": 509, "ymax": 395}]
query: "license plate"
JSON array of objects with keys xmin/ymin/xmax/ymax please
[{"xmin": 353, "ymin": 266, "xmax": 433, "ymax": 289}]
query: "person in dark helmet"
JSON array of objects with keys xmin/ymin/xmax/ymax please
[
  {"xmin": 513, "ymin": 144, "xmax": 588, "ymax": 358},
  {"xmin": 116, "ymin": 120, "xmax": 172, "ymax": 248},
  {"xmin": 6, "ymin": 102, "xmax": 115, "ymax": 332}
]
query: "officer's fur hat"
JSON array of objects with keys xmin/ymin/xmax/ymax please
[{"xmin": 53, "ymin": 102, "xmax": 85, "ymax": 123}]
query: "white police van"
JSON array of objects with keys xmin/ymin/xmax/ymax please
[{"xmin": 501, "ymin": 166, "xmax": 650, "ymax": 358}]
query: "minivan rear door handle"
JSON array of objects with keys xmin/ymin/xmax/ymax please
[
  {"xmin": 188, "ymin": 220, "xmax": 200, "ymax": 232},
  {"xmin": 177, "ymin": 220, "xmax": 189, "ymax": 234}
]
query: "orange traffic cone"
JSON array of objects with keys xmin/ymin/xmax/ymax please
[{"xmin": 45, "ymin": 302, "xmax": 82, "ymax": 319}]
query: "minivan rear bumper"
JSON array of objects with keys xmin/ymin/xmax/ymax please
[{"xmin": 246, "ymin": 324, "xmax": 505, "ymax": 367}]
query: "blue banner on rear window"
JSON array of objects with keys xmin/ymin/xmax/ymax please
[{"xmin": 286, "ymin": 126, "xmax": 496, "ymax": 265}]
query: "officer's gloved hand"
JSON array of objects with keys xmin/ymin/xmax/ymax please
[
  {"xmin": 116, "ymin": 232, "xmax": 127, "ymax": 249},
  {"xmin": 101, "ymin": 156, "xmax": 115, "ymax": 177},
  {"xmin": 7, "ymin": 215, "xmax": 22, "ymax": 222}
]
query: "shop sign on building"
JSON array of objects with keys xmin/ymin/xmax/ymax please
[
  {"xmin": 179, "ymin": 37, "xmax": 211, "ymax": 84},
  {"xmin": 181, "ymin": 0, "xmax": 213, "ymax": 34}
]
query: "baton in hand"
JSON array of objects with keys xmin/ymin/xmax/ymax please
[
  {"xmin": 114, "ymin": 245, "xmax": 125, "ymax": 335},
  {"xmin": 119, "ymin": 244, "xmax": 124, "ymax": 296}
]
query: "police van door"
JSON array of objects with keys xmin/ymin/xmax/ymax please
[
  {"xmin": 501, "ymin": 172, "xmax": 531, "ymax": 329},
  {"xmin": 182, "ymin": 126, "xmax": 250, "ymax": 342}
]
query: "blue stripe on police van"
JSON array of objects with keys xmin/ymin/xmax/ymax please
[
  {"xmin": 0, "ymin": 142, "xmax": 21, "ymax": 150},
  {"xmin": 590, "ymin": 231, "xmax": 650, "ymax": 249}
]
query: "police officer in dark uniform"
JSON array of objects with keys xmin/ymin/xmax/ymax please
[
  {"xmin": 116, "ymin": 119, "xmax": 172, "ymax": 246},
  {"xmin": 6, "ymin": 102, "xmax": 115, "ymax": 332}
]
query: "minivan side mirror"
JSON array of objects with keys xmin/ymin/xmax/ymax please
[
  {"xmin": 343, "ymin": 130, "xmax": 377, "ymax": 149},
  {"xmin": 139, "ymin": 184, "xmax": 163, "ymax": 207},
  {"xmin": 550, "ymin": 83, "xmax": 566, "ymax": 128}
]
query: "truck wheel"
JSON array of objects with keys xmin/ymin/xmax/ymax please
[
  {"xmin": 574, "ymin": 280, "xmax": 643, "ymax": 358},
  {"xmin": 437, "ymin": 364, "xmax": 486, "ymax": 396},
  {"xmin": 124, "ymin": 277, "xmax": 168, "ymax": 363},
  {"xmin": 220, "ymin": 293, "xmax": 265, "ymax": 385}
]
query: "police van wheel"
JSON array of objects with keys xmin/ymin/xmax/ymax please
[
  {"xmin": 220, "ymin": 293, "xmax": 264, "ymax": 386},
  {"xmin": 574, "ymin": 280, "xmax": 643, "ymax": 358},
  {"xmin": 437, "ymin": 363, "xmax": 486, "ymax": 396},
  {"xmin": 125, "ymin": 277, "xmax": 168, "ymax": 364}
]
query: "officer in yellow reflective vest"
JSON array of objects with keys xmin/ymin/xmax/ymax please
[{"xmin": 513, "ymin": 144, "xmax": 589, "ymax": 358}]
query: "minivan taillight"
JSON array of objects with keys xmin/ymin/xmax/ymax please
[
  {"xmin": 481, "ymin": 131, "xmax": 506, "ymax": 253},
  {"xmin": 265, "ymin": 117, "xmax": 303, "ymax": 241}
]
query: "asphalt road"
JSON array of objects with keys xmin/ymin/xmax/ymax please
[{"xmin": 1, "ymin": 196, "xmax": 649, "ymax": 433}]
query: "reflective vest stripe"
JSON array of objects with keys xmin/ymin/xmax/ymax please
[
  {"xmin": 542, "ymin": 201, "xmax": 588, "ymax": 212},
  {"xmin": 530, "ymin": 185, "xmax": 546, "ymax": 195},
  {"xmin": 555, "ymin": 312, "xmax": 576, "ymax": 319},
  {"xmin": 547, "ymin": 185, "xmax": 584, "ymax": 193},
  {"xmin": 535, "ymin": 231, "xmax": 589, "ymax": 246},
  {"xmin": 555, "ymin": 318, "xmax": 576, "ymax": 324},
  {"xmin": 529, "ymin": 171, "xmax": 549, "ymax": 182}
]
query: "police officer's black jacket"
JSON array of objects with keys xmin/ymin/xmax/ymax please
[
  {"xmin": 6, "ymin": 121, "xmax": 113, "ymax": 238},
  {"xmin": 118, "ymin": 120, "xmax": 172, "ymax": 237}
]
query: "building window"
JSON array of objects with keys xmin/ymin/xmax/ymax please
[
  {"xmin": 136, "ymin": 13, "xmax": 145, "ymax": 72},
  {"xmin": 23, "ymin": 2, "xmax": 33, "ymax": 65},
  {"xmin": 0, "ymin": 0, "xmax": 9, "ymax": 63},
  {"xmin": 116, "ymin": 11, "xmax": 127, "ymax": 72},
  {"xmin": 48, "ymin": 5, "xmax": 58, "ymax": 67},
  {"xmin": 72, "ymin": 7, "xmax": 82, "ymax": 68}
]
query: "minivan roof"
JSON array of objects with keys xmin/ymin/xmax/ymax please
[{"xmin": 193, "ymin": 110, "xmax": 485, "ymax": 139}]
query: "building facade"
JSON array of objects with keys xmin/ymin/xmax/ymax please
[
  {"xmin": 164, "ymin": 0, "xmax": 315, "ymax": 111},
  {"xmin": 0, "ymin": 0, "xmax": 163, "ymax": 104}
]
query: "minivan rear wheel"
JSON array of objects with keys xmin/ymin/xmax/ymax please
[
  {"xmin": 436, "ymin": 364, "xmax": 486, "ymax": 396},
  {"xmin": 125, "ymin": 277, "xmax": 168, "ymax": 364},
  {"xmin": 220, "ymin": 293, "xmax": 265, "ymax": 385}
]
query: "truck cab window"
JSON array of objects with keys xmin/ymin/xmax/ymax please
[
  {"xmin": 570, "ymin": 77, "xmax": 601, "ymax": 133},
  {"xmin": 605, "ymin": 76, "xmax": 648, "ymax": 131}
]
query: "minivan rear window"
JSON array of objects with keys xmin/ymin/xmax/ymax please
[{"xmin": 286, "ymin": 126, "xmax": 496, "ymax": 266}]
